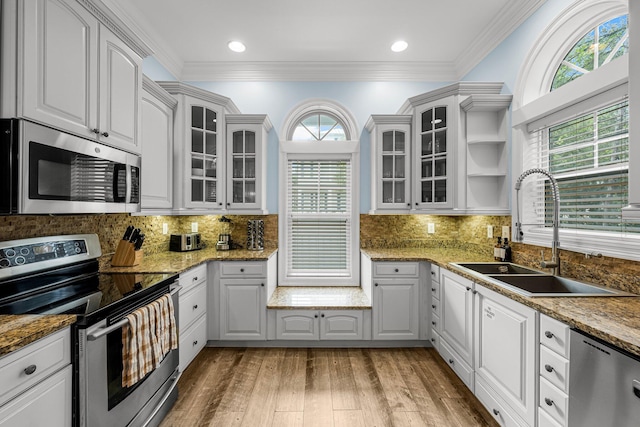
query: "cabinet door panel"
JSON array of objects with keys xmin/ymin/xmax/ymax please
[
  {"xmin": 220, "ymin": 280, "xmax": 265, "ymax": 340},
  {"xmin": 276, "ymin": 310, "xmax": 318, "ymax": 340},
  {"xmin": 321, "ymin": 310, "xmax": 363, "ymax": 340},
  {"xmin": 373, "ymin": 279, "xmax": 419, "ymax": 340},
  {"xmin": 440, "ymin": 270, "xmax": 473, "ymax": 365},
  {"xmin": 22, "ymin": 0, "xmax": 98, "ymax": 136}
]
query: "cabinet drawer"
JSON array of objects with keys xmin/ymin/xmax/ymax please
[
  {"xmin": 179, "ymin": 315, "xmax": 207, "ymax": 372},
  {"xmin": 373, "ymin": 262, "xmax": 419, "ymax": 277},
  {"xmin": 475, "ymin": 376, "xmax": 522, "ymax": 427},
  {"xmin": 430, "ymin": 313, "xmax": 441, "ymax": 333},
  {"xmin": 430, "ymin": 330, "xmax": 441, "ymax": 354},
  {"xmin": 539, "ymin": 345, "xmax": 569, "ymax": 393},
  {"xmin": 179, "ymin": 264, "xmax": 207, "ymax": 292},
  {"xmin": 431, "ymin": 280, "xmax": 441, "ymax": 300},
  {"xmin": 540, "ymin": 314, "xmax": 570, "ymax": 358},
  {"xmin": 539, "ymin": 377, "xmax": 568, "ymax": 426},
  {"xmin": 220, "ymin": 261, "xmax": 266, "ymax": 278},
  {"xmin": 439, "ymin": 339, "xmax": 473, "ymax": 391},
  {"xmin": 538, "ymin": 407, "xmax": 564, "ymax": 427},
  {"xmin": 179, "ymin": 282, "xmax": 207, "ymax": 332},
  {"xmin": 430, "ymin": 264, "xmax": 440, "ymax": 283},
  {"xmin": 431, "ymin": 298, "xmax": 441, "ymax": 318},
  {"xmin": 0, "ymin": 328, "xmax": 71, "ymax": 407}
]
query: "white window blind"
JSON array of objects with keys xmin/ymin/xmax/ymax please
[
  {"xmin": 522, "ymin": 100, "xmax": 640, "ymax": 234},
  {"xmin": 286, "ymin": 159, "xmax": 352, "ymax": 276}
]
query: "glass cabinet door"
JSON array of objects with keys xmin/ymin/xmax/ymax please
[
  {"xmin": 419, "ymin": 106, "xmax": 448, "ymax": 205},
  {"xmin": 381, "ymin": 130, "xmax": 408, "ymax": 206},
  {"xmin": 231, "ymin": 130, "xmax": 257, "ymax": 204},
  {"xmin": 190, "ymin": 105, "xmax": 220, "ymax": 205}
]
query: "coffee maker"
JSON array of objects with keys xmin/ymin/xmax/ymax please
[{"xmin": 216, "ymin": 233, "xmax": 231, "ymax": 251}]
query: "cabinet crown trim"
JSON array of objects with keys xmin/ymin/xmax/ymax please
[
  {"xmin": 226, "ymin": 114, "xmax": 273, "ymax": 131},
  {"xmin": 77, "ymin": 0, "xmax": 153, "ymax": 57},
  {"xmin": 398, "ymin": 82, "xmax": 504, "ymax": 114},
  {"xmin": 460, "ymin": 94, "xmax": 513, "ymax": 112},
  {"xmin": 364, "ymin": 115, "xmax": 412, "ymax": 131},
  {"xmin": 156, "ymin": 81, "xmax": 241, "ymax": 113},
  {"xmin": 142, "ymin": 76, "xmax": 178, "ymax": 108}
]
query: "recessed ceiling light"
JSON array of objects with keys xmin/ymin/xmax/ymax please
[
  {"xmin": 228, "ymin": 40, "xmax": 246, "ymax": 53},
  {"xmin": 391, "ymin": 40, "xmax": 408, "ymax": 53}
]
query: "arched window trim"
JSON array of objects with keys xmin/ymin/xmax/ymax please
[{"xmin": 281, "ymin": 98, "xmax": 359, "ymax": 142}]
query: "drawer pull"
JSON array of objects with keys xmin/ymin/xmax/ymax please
[
  {"xmin": 193, "ymin": 304, "xmax": 198, "ymax": 310},
  {"xmin": 314, "ymin": 314, "xmax": 318, "ymax": 318},
  {"xmin": 261, "ymin": 283, "xmax": 264, "ymax": 287},
  {"xmin": 24, "ymin": 365, "xmax": 37, "ymax": 375},
  {"xmin": 493, "ymin": 409, "xmax": 499, "ymax": 416},
  {"xmin": 193, "ymin": 340, "xmax": 198, "ymax": 346},
  {"xmin": 394, "ymin": 268, "xmax": 399, "ymax": 272},
  {"xmin": 633, "ymin": 380, "xmax": 640, "ymax": 398},
  {"xmin": 193, "ymin": 276, "xmax": 198, "ymax": 282},
  {"xmin": 430, "ymin": 338, "xmax": 435, "ymax": 342},
  {"xmin": 432, "ymin": 305, "xmax": 436, "ymax": 309},
  {"xmin": 545, "ymin": 331, "xmax": 555, "ymax": 339},
  {"xmin": 465, "ymin": 286, "xmax": 471, "ymax": 291},
  {"xmin": 544, "ymin": 397, "xmax": 554, "ymax": 406},
  {"xmin": 544, "ymin": 364, "xmax": 555, "ymax": 373},
  {"xmin": 448, "ymin": 359, "xmax": 454, "ymax": 364},
  {"xmin": 432, "ymin": 321, "xmax": 436, "ymax": 326},
  {"xmin": 375, "ymin": 283, "xmax": 379, "ymax": 287},
  {"xmin": 431, "ymin": 271, "xmax": 435, "ymax": 276},
  {"xmin": 431, "ymin": 287, "xmax": 436, "ymax": 292},
  {"xmin": 321, "ymin": 314, "xmax": 325, "ymax": 318},
  {"xmin": 240, "ymin": 268, "xmax": 245, "ymax": 272}
]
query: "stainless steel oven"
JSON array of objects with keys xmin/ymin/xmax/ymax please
[
  {"xmin": 0, "ymin": 234, "xmax": 179, "ymax": 427},
  {"xmin": 0, "ymin": 119, "xmax": 140, "ymax": 214}
]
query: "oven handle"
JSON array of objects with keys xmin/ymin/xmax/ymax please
[
  {"xmin": 141, "ymin": 369, "xmax": 181, "ymax": 427},
  {"xmin": 86, "ymin": 284, "xmax": 181, "ymax": 341}
]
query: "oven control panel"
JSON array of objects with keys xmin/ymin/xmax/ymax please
[{"xmin": 0, "ymin": 239, "xmax": 88, "ymax": 268}]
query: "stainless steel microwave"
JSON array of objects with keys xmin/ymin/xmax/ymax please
[{"xmin": 0, "ymin": 119, "xmax": 141, "ymax": 214}]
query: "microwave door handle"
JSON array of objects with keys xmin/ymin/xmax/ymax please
[{"xmin": 113, "ymin": 164, "xmax": 126, "ymax": 203}]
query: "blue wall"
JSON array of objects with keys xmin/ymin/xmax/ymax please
[{"xmin": 142, "ymin": 0, "xmax": 576, "ymax": 214}]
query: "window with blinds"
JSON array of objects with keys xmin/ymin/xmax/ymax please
[
  {"xmin": 523, "ymin": 100, "xmax": 640, "ymax": 234},
  {"xmin": 286, "ymin": 159, "xmax": 352, "ymax": 276}
]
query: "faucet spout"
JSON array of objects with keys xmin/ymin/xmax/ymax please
[{"xmin": 515, "ymin": 168, "xmax": 561, "ymax": 275}]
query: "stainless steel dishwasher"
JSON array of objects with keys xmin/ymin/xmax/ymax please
[{"xmin": 569, "ymin": 329, "xmax": 640, "ymax": 427}]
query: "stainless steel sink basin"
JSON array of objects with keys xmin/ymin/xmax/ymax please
[
  {"xmin": 451, "ymin": 262, "xmax": 543, "ymax": 275},
  {"xmin": 450, "ymin": 262, "xmax": 636, "ymax": 297}
]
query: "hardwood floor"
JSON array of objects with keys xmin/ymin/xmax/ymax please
[{"xmin": 160, "ymin": 347, "xmax": 498, "ymax": 427}]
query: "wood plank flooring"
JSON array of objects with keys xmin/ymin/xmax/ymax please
[{"xmin": 160, "ymin": 347, "xmax": 498, "ymax": 427}]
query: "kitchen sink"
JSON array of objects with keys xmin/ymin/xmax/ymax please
[
  {"xmin": 450, "ymin": 262, "xmax": 636, "ymax": 297},
  {"xmin": 452, "ymin": 262, "xmax": 543, "ymax": 275}
]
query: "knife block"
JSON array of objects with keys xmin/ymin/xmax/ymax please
[{"xmin": 111, "ymin": 240, "xmax": 143, "ymax": 267}]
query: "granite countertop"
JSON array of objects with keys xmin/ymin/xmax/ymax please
[
  {"xmin": 361, "ymin": 247, "xmax": 640, "ymax": 358},
  {"xmin": 0, "ymin": 315, "xmax": 76, "ymax": 357},
  {"xmin": 102, "ymin": 247, "xmax": 278, "ymax": 274},
  {"xmin": 268, "ymin": 286, "xmax": 371, "ymax": 310}
]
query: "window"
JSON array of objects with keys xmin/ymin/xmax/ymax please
[
  {"xmin": 513, "ymin": 1, "xmax": 636, "ymax": 260},
  {"xmin": 279, "ymin": 100, "xmax": 359, "ymax": 286}
]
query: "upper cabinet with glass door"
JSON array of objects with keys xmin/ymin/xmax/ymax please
[
  {"xmin": 366, "ymin": 115, "xmax": 412, "ymax": 213},
  {"xmin": 158, "ymin": 82, "xmax": 240, "ymax": 213},
  {"xmin": 226, "ymin": 114, "xmax": 272, "ymax": 213}
]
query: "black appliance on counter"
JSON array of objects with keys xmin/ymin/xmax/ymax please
[{"xmin": 0, "ymin": 234, "xmax": 179, "ymax": 427}]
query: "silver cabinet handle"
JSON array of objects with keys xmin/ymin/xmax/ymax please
[{"xmin": 24, "ymin": 365, "xmax": 37, "ymax": 375}]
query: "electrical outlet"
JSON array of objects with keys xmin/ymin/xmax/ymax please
[
  {"xmin": 162, "ymin": 223, "xmax": 168, "ymax": 235},
  {"xmin": 191, "ymin": 222, "xmax": 198, "ymax": 232},
  {"xmin": 487, "ymin": 225, "xmax": 493, "ymax": 239},
  {"xmin": 502, "ymin": 225, "xmax": 510, "ymax": 238},
  {"xmin": 428, "ymin": 223, "xmax": 435, "ymax": 234}
]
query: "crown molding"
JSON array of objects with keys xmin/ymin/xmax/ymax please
[
  {"xmin": 364, "ymin": 115, "xmax": 412, "ymax": 132},
  {"xmin": 397, "ymin": 82, "xmax": 504, "ymax": 113},
  {"xmin": 454, "ymin": 0, "xmax": 548, "ymax": 79},
  {"xmin": 460, "ymin": 94, "xmax": 513, "ymax": 112},
  {"xmin": 180, "ymin": 61, "xmax": 456, "ymax": 82},
  {"xmin": 226, "ymin": 114, "xmax": 273, "ymax": 132},
  {"xmin": 142, "ymin": 75, "xmax": 178, "ymax": 108},
  {"xmin": 156, "ymin": 81, "xmax": 241, "ymax": 114}
]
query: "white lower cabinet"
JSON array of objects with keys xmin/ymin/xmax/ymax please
[
  {"xmin": 0, "ymin": 328, "xmax": 72, "ymax": 426},
  {"xmin": 474, "ymin": 283, "xmax": 537, "ymax": 427},
  {"xmin": 538, "ymin": 314, "xmax": 570, "ymax": 427},
  {"xmin": 372, "ymin": 276, "xmax": 420, "ymax": 340},
  {"xmin": 275, "ymin": 309, "xmax": 364, "ymax": 340},
  {"xmin": 220, "ymin": 279, "xmax": 267, "ymax": 340},
  {"xmin": 178, "ymin": 264, "xmax": 207, "ymax": 371}
]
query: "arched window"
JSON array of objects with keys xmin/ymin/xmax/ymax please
[
  {"xmin": 513, "ymin": 1, "xmax": 637, "ymax": 260},
  {"xmin": 279, "ymin": 100, "xmax": 360, "ymax": 286}
]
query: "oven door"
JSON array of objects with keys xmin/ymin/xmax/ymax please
[
  {"xmin": 19, "ymin": 120, "xmax": 140, "ymax": 214},
  {"xmin": 78, "ymin": 287, "xmax": 180, "ymax": 427}
]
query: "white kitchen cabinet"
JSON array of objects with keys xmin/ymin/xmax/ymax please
[
  {"xmin": 397, "ymin": 82, "xmax": 508, "ymax": 214},
  {"xmin": 440, "ymin": 269, "xmax": 474, "ymax": 368},
  {"xmin": 275, "ymin": 309, "xmax": 364, "ymax": 340},
  {"xmin": 178, "ymin": 264, "xmax": 207, "ymax": 371},
  {"xmin": 140, "ymin": 76, "xmax": 177, "ymax": 211},
  {"xmin": 0, "ymin": 328, "xmax": 72, "ymax": 426},
  {"xmin": 365, "ymin": 115, "xmax": 412, "ymax": 213},
  {"xmin": 474, "ymin": 283, "xmax": 537, "ymax": 427},
  {"xmin": 1, "ymin": 0, "xmax": 148, "ymax": 154},
  {"xmin": 538, "ymin": 314, "xmax": 570, "ymax": 427},
  {"xmin": 217, "ymin": 256, "xmax": 277, "ymax": 341},
  {"xmin": 460, "ymin": 94, "xmax": 512, "ymax": 214},
  {"xmin": 429, "ymin": 264, "xmax": 442, "ymax": 353},
  {"xmin": 225, "ymin": 115, "xmax": 272, "ymax": 213}
]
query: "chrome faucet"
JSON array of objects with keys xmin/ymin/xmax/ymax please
[{"xmin": 514, "ymin": 168, "xmax": 561, "ymax": 276}]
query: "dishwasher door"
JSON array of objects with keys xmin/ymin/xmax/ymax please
[{"xmin": 569, "ymin": 329, "xmax": 640, "ymax": 427}]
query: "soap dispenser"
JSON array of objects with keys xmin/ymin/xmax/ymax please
[{"xmin": 502, "ymin": 238, "xmax": 512, "ymax": 262}]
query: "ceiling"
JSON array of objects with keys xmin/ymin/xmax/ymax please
[{"xmin": 106, "ymin": 0, "xmax": 547, "ymax": 81}]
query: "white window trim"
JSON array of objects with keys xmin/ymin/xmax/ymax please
[
  {"xmin": 512, "ymin": 0, "xmax": 635, "ymax": 260},
  {"xmin": 279, "ymin": 99, "xmax": 360, "ymax": 286}
]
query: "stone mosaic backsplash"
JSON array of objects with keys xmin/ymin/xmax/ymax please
[{"xmin": 1, "ymin": 213, "xmax": 638, "ymax": 294}]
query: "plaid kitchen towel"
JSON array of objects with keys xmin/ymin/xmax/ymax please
[{"xmin": 122, "ymin": 293, "xmax": 178, "ymax": 387}]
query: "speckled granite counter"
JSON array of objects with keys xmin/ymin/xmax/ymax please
[
  {"xmin": 268, "ymin": 286, "xmax": 371, "ymax": 310},
  {"xmin": 0, "ymin": 315, "xmax": 76, "ymax": 357},
  {"xmin": 102, "ymin": 247, "xmax": 278, "ymax": 274},
  {"xmin": 361, "ymin": 247, "xmax": 640, "ymax": 358}
]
